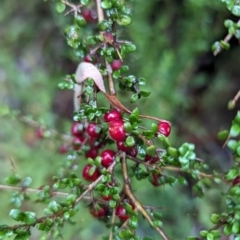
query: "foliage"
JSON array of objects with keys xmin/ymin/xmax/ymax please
[{"xmin": 0, "ymin": 0, "xmax": 240, "ymax": 239}]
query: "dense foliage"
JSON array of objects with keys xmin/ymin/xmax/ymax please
[{"xmin": 0, "ymin": 0, "xmax": 240, "ymax": 239}]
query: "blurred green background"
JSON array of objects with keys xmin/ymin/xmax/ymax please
[{"xmin": 0, "ymin": 0, "xmax": 239, "ymax": 239}]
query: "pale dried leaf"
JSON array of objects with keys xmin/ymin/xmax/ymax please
[{"xmin": 74, "ymin": 62, "xmax": 106, "ymax": 111}]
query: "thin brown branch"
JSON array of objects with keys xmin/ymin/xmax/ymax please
[
  {"xmin": 214, "ymin": 19, "xmax": 240, "ymax": 56},
  {"xmin": 0, "ymin": 184, "xmax": 66, "ymax": 196},
  {"xmin": 19, "ymin": 115, "xmax": 72, "ymax": 143},
  {"xmin": 0, "ymin": 184, "xmax": 95, "ymax": 201},
  {"xmin": 120, "ymin": 152, "xmax": 170, "ymax": 240},
  {"xmin": 61, "ymin": 0, "xmax": 82, "ymax": 17},
  {"xmin": 233, "ymin": 89, "xmax": 240, "ymax": 103},
  {"xmin": 108, "ymin": 208, "xmax": 116, "ymax": 240},
  {"xmin": 75, "ymin": 162, "xmax": 116, "ymax": 204}
]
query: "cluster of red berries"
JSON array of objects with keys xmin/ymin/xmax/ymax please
[
  {"xmin": 90, "ymin": 201, "xmax": 134, "ymax": 221},
  {"xmin": 35, "ymin": 109, "xmax": 171, "ymax": 220},
  {"xmin": 36, "ymin": 109, "xmax": 171, "ymax": 188}
]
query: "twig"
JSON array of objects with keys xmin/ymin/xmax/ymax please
[
  {"xmin": 95, "ymin": 0, "xmax": 116, "ymax": 96},
  {"xmin": 61, "ymin": 0, "xmax": 82, "ymax": 17},
  {"xmin": 213, "ymin": 19, "xmax": 240, "ymax": 56},
  {"xmin": 120, "ymin": 152, "xmax": 170, "ymax": 240},
  {"xmin": 75, "ymin": 162, "xmax": 116, "ymax": 204},
  {"xmin": 19, "ymin": 115, "xmax": 72, "ymax": 143},
  {"xmin": 0, "ymin": 184, "xmax": 95, "ymax": 201},
  {"xmin": 108, "ymin": 208, "xmax": 116, "ymax": 240}
]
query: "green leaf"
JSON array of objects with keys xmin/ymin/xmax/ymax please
[
  {"xmin": 113, "ymin": 70, "xmax": 120, "ymax": 79},
  {"xmin": 132, "ymin": 108, "xmax": 139, "ymax": 118},
  {"xmin": 122, "ymin": 42, "xmax": 136, "ymax": 53},
  {"xmin": 140, "ymin": 90, "xmax": 151, "ymax": 97},
  {"xmin": 98, "ymin": 20, "xmax": 111, "ymax": 31},
  {"xmin": 210, "ymin": 213, "xmax": 220, "ymax": 224},
  {"xmin": 236, "ymin": 111, "xmax": 240, "ymax": 123},
  {"xmin": 232, "ymin": 5, "xmax": 240, "ymax": 17},
  {"xmin": 124, "ymin": 122, "xmax": 132, "ymax": 133},
  {"xmin": 224, "ymin": 223, "xmax": 232, "ymax": 235},
  {"xmin": 217, "ymin": 130, "xmax": 229, "ymax": 140},
  {"xmin": 74, "ymin": 15, "xmax": 86, "ymax": 27},
  {"xmin": 225, "ymin": 167, "xmax": 239, "ymax": 180},
  {"xmin": 24, "ymin": 212, "xmax": 36, "ymax": 225},
  {"xmin": 178, "ymin": 156, "xmax": 189, "ymax": 166},
  {"xmin": 118, "ymin": 229, "xmax": 134, "ymax": 238},
  {"xmin": 220, "ymin": 40, "xmax": 230, "ymax": 50},
  {"xmin": 199, "ymin": 230, "xmax": 208, "ymax": 237},
  {"xmin": 120, "ymin": 65, "xmax": 129, "ymax": 73},
  {"xmin": 152, "ymin": 220, "xmax": 163, "ymax": 227},
  {"xmin": 153, "ymin": 211, "xmax": 163, "ymax": 220},
  {"xmin": 151, "ymin": 123, "xmax": 158, "ymax": 133},
  {"xmin": 55, "ymin": 3, "xmax": 66, "ymax": 13},
  {"xmin": 186, "ymin": 237, "xmax": 199, "ymax": 240},
  {"xmin": 206, "ymin": 233, "xmax": 214, "ymax": 240},
  {"xmin": 117, "ymin": 15, "xmax": 132, "ymax": 26},
  {"xmin": 66, "ymin": 194, "xmax": 76, "ymax": 204},
  {"xmin": 22, "ymin": 177, "xmax": 32, "ymax": 188},
  {"xmin": 210, "ymin": 230, "xmax": 220, "ymax": 237},
  {"xmin": 227, "ymin": 140, "xmax": 238, "ymax": 151},
  {"xmin": 232, "ymin": 220, "xmax": 240, "ymax": 234},
  {"xmin": 72, "ymin": 178, "xmax": 81, "ymax": 186},
  {"xmin": 14, "ymin": 232, "xmax": 30, "ymax": 240},
  {"xmin": 212, "ymin": 41, "xmax": 220, "ymax": 52},
  {"xmin": 101, "ymin": 0, "xmax": 112, "ymax": 9},
  {"xmin": 125, "ymin": 136, "xmax": 135, "ymax": 147},
  {"xmin": 237, "ymin": 146, "xmax": 240, "ymax": 157},
  {"xmin": 130, "ymin": 93, "xmax": 139, "ymax": 103},
  {"xmin": 81, "ymin": 0, "xmax": 90, "ymax": 6},
  {"xmin": 224, "ymin": 19, "xmax": 234, "ymax": 28},
  {"xmin": 48, "ymin": 201, "xmax": 60, "ymax": 213},
  {"xmin": 5, "ymin": 173, "xmax": 21, "ymax": 185},
  {"xmin": 9, "ymin": 209, "xmax": 23, "ymax": 221},
  {"xmin": 138, "ymin": 77, "xmax": 146, "ymax": 85},
  {"xmin": 109, "ymin": 200, "xmax": 116, "ymax": 208},
  {"xmin": 146, "ymin": 145, "xmax": 156, "ymax": 157},
  {"xmin": 129, "ymin": 215, "xmax": 138, "ymax": 229},
  {"xmin": 230, "ymin": 124, "xmax": 240, "ymax": 137},
  {"xmin": 167, "ymin": 147, "xmax": 179, "ymax": 157}
]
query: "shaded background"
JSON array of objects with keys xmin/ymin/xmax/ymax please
[{"xmin": 0, "ymin": 0, "xmax": 239, "ymax": 239}]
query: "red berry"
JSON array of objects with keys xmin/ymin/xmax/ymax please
[
  {"xmin": 104, "ymin": 109, "xmax": 122, "ymax": 122},
  {"xmin": 150, "ymin": 173, "xmax": 162, "ymax": 187},
  {"xmin": 100, "ymin": 149, "xmax": 116, "ymax": 168},
  {"xmin": 104, "ymin": 32, "xmax": 114, "ymax": 43},
  {"xmin": 85, "ymin": 148, "xmax": 99, "ymax": 159},
  {"xmin": 90, "ymin": 206, "xmax": 107, "ymax": 218},
  {"xmin": 82, "ymin": 9, "xmax": 94, "ymax": 22},
  {"xmin": 72, "ymin": 136, "xmax": 84, "ymax": 151},
  {"xmin": 82, "ymin": 164, "xmax": 101, "ymax": 181},
  {"xmin": 59, "ymin": 144, "xmax": 68, "ymax": 154},
  {"xmin": 101, "ymin": 194, "xmax": 112, "ymax": 201},
  {"xmin": 111, "ymin": 59, "xmax": 122, "ymax": 71},
  {"xmin": 116, "ymin": 205, "xmax": 131, "ymax": 221},
  {"xmin": 158, "ymin": 121, "xmax": 171, "ymax": 137},
  {"xmin": 36, "ymin": 127, "xmax": 44, "ymax": 138},
  {"xmin": 87, "ymin": 122, "xmax": 101, "ymax": 138},
  {"xmin": 233, "ymin": 177, "xmax": 240, "ymax": 186},
  {"xmin": 83, "ymin": 54, "xmax": 94, "ymax": 63},
  {"xmin": 116, "ymin": 142, "xmax": 137, "ymax": 157},
  {"xmin": 145, "ymin": 154, "xmax": 159, "ymax": 164},
  {"xmin": 129, "ymin": 147, "xmax": 138, "ymax": 157},
  {"xmin": 109, "ymin": 119, "xmax": 126, "ymax": 142},
  {"xmin": 71, "ymin": 122, "xmax": 84, "ymax": 137}
]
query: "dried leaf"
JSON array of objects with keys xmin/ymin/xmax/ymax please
[{"xmin": 74, "ymin": 62, "xmax": 106, "ymax": 110}]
